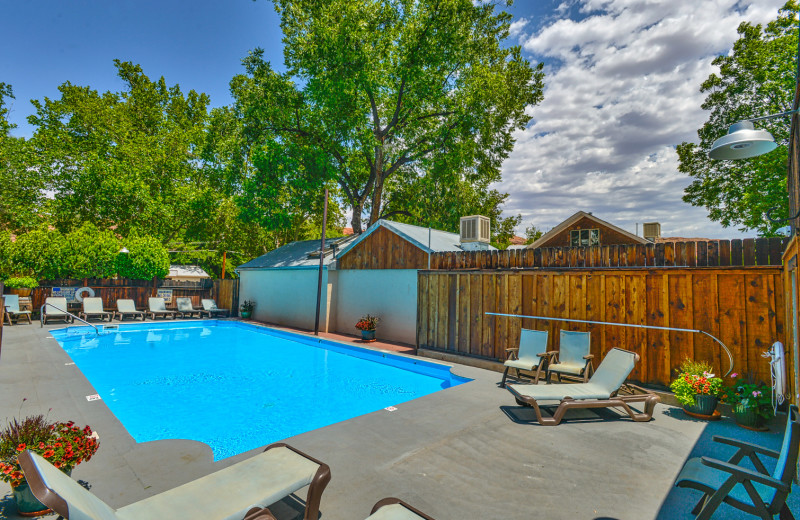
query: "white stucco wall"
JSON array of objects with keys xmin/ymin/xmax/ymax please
[
  {"xmin": 238, "ymin": 269, "xmax": 333, "ymax": 331},
  {"xmin": 332, "ymin": 269, "xmax": 418, "ymax": 345}
]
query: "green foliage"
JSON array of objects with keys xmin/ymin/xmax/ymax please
[
  {"xmin": 2, "ymin": 276, "xmax": 38, "ymax": 289},
  {"xmin": 525, "ymin": 225, "xmax": 544, "ymax": 244},
  {"xmin": 239, "ymin": 300, "xmax": 255, "ymax": 312},
  {"xmin": 62, "ymin": 223, "xmax": 121, "ymax": 279},
  {"xmin": 670, "ymin": 360, "xmax": 723, "ymax": 406},
  {"xmin": 721, "ymin": 373, "xmax": 774, "ymax": 420},
  {"xmin": 116, "ymin": 235, "xmax": 170, "ymax": 279},
  {"xmin": 677, "ymin": 358, "xmax": 714, "ymax": 377},
  {"xmin": 10, "ymin": 226, "xmax": 67, "ymax": 279},
  {"xmin": 0, "ymin": 82, "xmax": 14, "ymax": 137},
  {"xmin": 679, "ymin": 1, "xmax": 798, "ymax": 235},
  {"xmin": 0, "ymin": 232, "xmax": 12, "ymax": 278}
]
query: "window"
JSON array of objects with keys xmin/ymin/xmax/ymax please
[{"xmin": 570, "ymin": 229, "xmax": 599, "ymax": 247}]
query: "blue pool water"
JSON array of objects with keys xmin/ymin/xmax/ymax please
[{"xmin": 51, "ymin": 321, "xmax": 469, "ymax": 460}]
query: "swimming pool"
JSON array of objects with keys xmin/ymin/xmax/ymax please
[{"xmin": 51, "ymin": 321, "xmax": 469, "ymax": 460}]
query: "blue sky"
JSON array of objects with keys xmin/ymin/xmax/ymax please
[{"xmin": 1, "ymin": 0, "xmax": 789, "ymax": 238}]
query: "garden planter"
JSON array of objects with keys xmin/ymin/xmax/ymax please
[
  {"xmin": 13, "ymin": 470, "xmax": 70, "ymax": 516},
  {"xmin": 361, "ymin": 329, "xmax": 376, "ymax": 342},
  {"xmin": 6, "ymin": 288, "xmax": 32, "ymax": 297},
  {"xmin": 733, "ymin": 406, "xmax": 768, "ymax": 431},
  {"xmin": 240, "ymin": 311, "xmax": 252, "ymax": 319},
  {"xmin": 683, "ymin": 394, "xmax": 719, "ymax": 419}
]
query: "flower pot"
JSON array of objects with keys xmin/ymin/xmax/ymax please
[
  {"xmin": 12, "ymin": 480, "xmax": 51, "ymax": 516},
  {"xmin": 6, "ymin": 288, "xmax": 32, "ymax": 297},
  {"xmin": 240, "ymin": 311, "xmax": 252, "ymax": 319},
  {"xmin": 360, "ymin": 329, "xmax": 376, "ymax": 342},
  {"xmin": 683, "ymin": 394, "xmax": 719, "ymax": 417},
  {"xmin": 733, "ymin": 406, "xmax": 768, "ymax": 431}
]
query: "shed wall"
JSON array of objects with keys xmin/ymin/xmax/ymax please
[
  {"xmin": 338, "ymin": 226, "xmax": 430, "ymax": 269},
  {"xmin": 239, "ymin": 269, "xmax": 332, "ymax": 331},
  {"xmin": 534, "ymin": 216, "xmax": 643, "ymax": 248}
]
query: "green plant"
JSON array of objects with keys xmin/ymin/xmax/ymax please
[
  {"xmin": 240, "ymin": 300, "xmax": 255, "ymax": 312},
  {"xmin": 669, "ymin": 359, "xmax": 723, "ymax": 407},
  {"xmin": 355, "ymin": 314, "xmax": 380, "ymax": 331},
  {"xmin": 0, "ymin": 413, "xmax": 99, "ymax": 487},
  {"xmin": 721, "ymin": 373, "xmax": 775, "ymax": 420},
  {"xmin": 3, "ymin": 276, "xmax": 38, "ymax": 289},
  {"xmin": 116, "ymin": 235, "xmax": 170, "ymax": 280}
]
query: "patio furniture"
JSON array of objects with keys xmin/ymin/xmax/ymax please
[
  {"xmin": 546, "ymin": 330, "xmax": 594, "ymax": 383},
  {"xmin": 675, "ymin": 404, "xmax": 799, "ymax": 520},
  {"xmin": 115, "ymin": 299, "xmax": 146, "ymax": 321},
  {"xmin": 147, "ymin": 297, "xmax": 176, "ymax": 320},
  {"xmin": 367, "ymin": 498, "xmax": 436, "ymax": 520},
  {"xmin": 79, "ymin": 297, "xmax": 113, "ymax": 322},
  {"xmin": 18, "ymin": 442, "xmax": 331, "ymax": 520},
  {"xmin": 3, "ymin": 294, "xmax": 32, "ymax": 325},
  {"xmin": 506, "ymin": 347, "xmax": 660, "ymax": 426},
  {"xmin": 42, "ymin": 297, "xmax": 73, "ymax": 324},
  {"xmin": 202, "ymin": 298, "xmax": 230, "ymax": 318},
  {"xmin": 176, "ymin": 297, "xmax": 203, "ymax": 318},
  {"xmin": 500, "ymin": 329, "xmax": 549, "ymax": 388}
]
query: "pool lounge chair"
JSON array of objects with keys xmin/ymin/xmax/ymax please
[
  {"xmin": 42, "ymin": 297, "xmax": 73, "ymax": 324},
  {"xmin": 675, "ymin": 405, "xmax": 799, "ymax": 520},
  {"xmin": 367, "ymin": 498, "xmax": 436, "ymax": 520},
  {"xmin": 115, "ymin": 299, "xmax": 146, "ymax": 321},
  {"xmin": 546, "ymin": 330, "xmax": 594, "ymax": 383},
  {"xmin": 3, "ymin": 294, "xmax": 32, "ymax": 325},
  {"xmin": 18, "ymin": 442, "xmax": 331, "ymax": 520},
  {"xmin": 506, "ymin": 347, "xmax": 660, "ymax": 426},
  {"xmin": 202, "ymin": 298, "xmax": 230, "ymax": 318},
  {"xmin": 500, "ymin": 329, "xmax": 550, "ymax": 388},
  {"xmin": 79, "ymin": 297, "xmax": 113, "ymax": 322},
  {"xmin": 147, "ymin": 297, "xmax": 176, "ymax": 320},
  {"xmin": 176, "ymin": 297, "xmax": 203, "ymax": 318}
]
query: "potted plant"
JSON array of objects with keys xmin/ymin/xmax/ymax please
[
  {"xmin": 670, "ymin": 359, "xmax": 723, "ymax": 419},
  {"xmin": 239, "ymin": 300, "xmax": 255, "ymax": 319},
  {"xmin": 0, "ymin": 413, "xmax": 99, "ymax": 516},
  {"xmin": 355, "ymin": 314, "xmax": 380, "ymax": 342},
  {"xmin": 3, "ymin": 277, "xmax": 39, "ymax": 297},
  {"xmin": 721, "ymin": 373, "xmax": 774, "ymax": 431}
]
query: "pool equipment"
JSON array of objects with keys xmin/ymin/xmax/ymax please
[{"xmin": 74, "ymin": 286, "xmax": 95, "ymax": 302}]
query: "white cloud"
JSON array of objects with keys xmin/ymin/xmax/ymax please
[{"xmin": 500, "ymin": 0, "xmax": 787, "ymax": 238}]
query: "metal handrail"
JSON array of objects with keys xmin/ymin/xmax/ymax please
[
  {"xmin": 40, "ymin": 303, "xmax": 100, "ymax": 335},
  {"xmin": 486, "ymin": 312, "xmax": 734, "ymax": 377}
]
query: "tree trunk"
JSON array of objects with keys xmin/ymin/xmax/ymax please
[
  {"xmin": 368, "ymin": 144, "xmax": 384, "ymax": 226},
  {"xmin": 351, "ymin": 204, "xmax": 363, "ymax": 234}
]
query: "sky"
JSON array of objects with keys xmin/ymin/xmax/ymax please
[{"xmin": 0, "ymin": 0, "xmax": 790, "ymax": 239}]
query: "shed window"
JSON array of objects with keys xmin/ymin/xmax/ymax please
[{"xmin": 570, "ymin": 229, "xmax": 599, "ymax": 247}]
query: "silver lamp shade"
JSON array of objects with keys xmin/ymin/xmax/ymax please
[{"xmin": 709, "ymin": 120, "xmax": 777, "ymax": 160}]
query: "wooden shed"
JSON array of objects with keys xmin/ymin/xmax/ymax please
[{"xmin": 529, "ymin": 211, "xmax": 648, "ymax": 249}]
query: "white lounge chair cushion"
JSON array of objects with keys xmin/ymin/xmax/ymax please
[
  {"xmin": 505, "ymin": 329, "xmax": 547, "ymax": 371},
  {"xmin": 504, "ymin": 358, "xmax": 540, "ymax": 371},
  {"xmin": 45, "ymin": 297, "xmax": 69, "ymax": 315},
  {"xmin": 507, "ymin": 382, "xmax": 612, "ymax": 402},
  {"xmin": 116, "ymin": 300, "xmax": 142, "ymax": 313},
  {"xmin": 148, "ymin": 298, "xmax": 170, "ymax": 312},
  {"xmin": 367, "ymin": 503, "xmax": 429, "ymax": 520},
  {"xmin": 27, "ymin": 447, "xmax": 321, "ymax": 520},
  {"xmin": 547, "ymin": 361, "xmax": 586, "ymax": 375},
  {"xmin": 83, "ymin": 298, "xmax": 108, "ymax": 314}
]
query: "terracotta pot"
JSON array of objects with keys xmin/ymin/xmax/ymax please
[
  {"xmin": 6, "ymin": 288, "xmax": 32, "ymax": 297},
  {"xmin": 683, "ymin": 394, "xmax": 718, "ymax": 416}
]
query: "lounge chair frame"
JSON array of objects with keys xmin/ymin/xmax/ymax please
[
  {"xmin": 19, "ymin": 442, "xmax": 331, "ymax": 520},
  {"xmin": 370, "ymin": 497, "xmax": 436, "ymax": 519},
  {"xmin": 3, "ymin": 294, "xmax": 32, "ymax": 325},
  {"xmin": 675, "ymin": 405, "xmax": 799, "ymax": 520}
]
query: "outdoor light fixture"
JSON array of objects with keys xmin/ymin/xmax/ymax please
[{"xmin": 709, "ymin": 109, "xmax": 798, "ymax": 160}]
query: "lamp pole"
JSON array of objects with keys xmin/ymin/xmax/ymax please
[{"xmin": 314, "ymin": 188, "xmax": 329, "ymax": 336}]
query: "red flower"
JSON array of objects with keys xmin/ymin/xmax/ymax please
[
  {"xmin": 43, "ymin": 450, "xmax": 55, "ymax": 458},
  {"xmin": 16, "ymin": 443, "xmax": 26, "ymax": 452}
]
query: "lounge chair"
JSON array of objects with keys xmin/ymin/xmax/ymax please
[
  {"xmin": 367, "ymin": 498, "xmax": 436, "ymax": 520},
  {"xmin": 42, "ymin": 297, "xmax": 73, "ymax": 324},
  {"xmin": 202, "ymin": 298, "xmax": 230, "ymax": 318},
  {"xmin": 3, "ymin": 294, "xmax": 32, "ymax": 325},
  {"xmin": 506, "ymin": 347, "xmax": 660, "ymax": 426},
  {"xmin": 79, "ymin": 297, "xmax": 113, "ymax": 322},
  {"xmin": 675, "ymin": 404, "xmax": 799, "ymax": 520},
  {"xmin": 500, "ymin": 329, "xmax": 549, "ymax": 388},
  {"xmin": 147, "ymin": 297, "xmax": 176, "ymax": 320},
  {"xmin": 115, "ymin": 299, "xmax": 146, "ymax": 321},
  {"xmin": 18, "ymin": 442, "xmax": 331, "ymax": 520},
  {"xmin": 546, "ymin": 330, "xmax": 594, "ymax": 383},
  {"xmin": 176, "ymin": 297, "xmax": 203, "ymax": 318}
]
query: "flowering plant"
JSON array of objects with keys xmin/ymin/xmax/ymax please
[
  {"xmin": 669, "ymin": 359, "xmax": 723, "ymax": 407},
  {"xmin": 721, "ymin": 373, "xmax": 774, "ymax": 420},
  {"xmin": 355, "ymin": 314, "xmax": 380, "ymax": 331},
  {"xmin": 0, "ymin": 414, "xmax": 99, "ymax": 487}
]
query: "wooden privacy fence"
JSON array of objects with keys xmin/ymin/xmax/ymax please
[
  {"xmin": 417, "ymin": 267, "xmax": 784, "ymax": 388},
  {"xmin": 23, "ymin": 278, "xmax": 239, "ymax": 316},
  {"xmin": 429, "ymin": 237, "xmax": 789, "ymax": 270}
]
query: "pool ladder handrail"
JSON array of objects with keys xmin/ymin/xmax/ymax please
[{"xmin": 40, "ymin": 302, "xmax": 100, "ymax": 335}]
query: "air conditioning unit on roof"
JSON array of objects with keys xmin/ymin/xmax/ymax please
[
  {"xmin": 643, "ymin": 222, "xmax": 661, "ymax": 242},
  {"xmin": 460, "ymin": 215, "xmax": 491, "ymax": 251}
]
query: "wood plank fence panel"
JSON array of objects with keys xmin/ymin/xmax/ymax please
[{"xmin": 417, "ymin": 267, "xmax": 785, "ymax": 388}]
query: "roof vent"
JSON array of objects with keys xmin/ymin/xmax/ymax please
[
  {"xmin": 460, "ymin": 215, "xmax": 491, "ymax": 251},
  {"xmin": 642, "ymin": 222, "xmax": 661, "ymax": 242}
]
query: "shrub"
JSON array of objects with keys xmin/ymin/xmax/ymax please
[
  {"xmin": 62, "ymin": 223, "xmax": 121, "ymax": 279},
  {"xmin": 3, "ymin": 276, "xmax": 38, "ymax": 289},
  {"xmin": 721, "ymin": 373, "xmax": 775, "ymax": 420},
  {"xmin": 116, "ymin": 235, "xmax": 170, "ymax": 279},
  {"xmin": 10, "ymin": 226, "xmax": 66, "ymax": 279}
]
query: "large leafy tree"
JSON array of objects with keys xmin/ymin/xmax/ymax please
[
  {"xmin": 231, "ymin": 0, "xmax": 543, "ymax": 233},
  {"xmin": 27, "ymin": 61, "xmax": 212, "ymax": 241},
  {"xmin": 679, "ymin": 1, "xmax": 798, "ymax": 235}
]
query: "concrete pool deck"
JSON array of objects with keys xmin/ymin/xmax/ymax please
[{"xmin": 0, "ymin": 320, "xmax": 797, "ymax": 519}]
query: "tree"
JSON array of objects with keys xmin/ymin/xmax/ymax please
[
  {"xmin": 10, "ymin": 226, "xmax": 67, "ymax": 279},
  {"xmin": 62, "ymin": 223, "xmax": 120, "ymax": 279},
  {"xmin": 679, "ymin": 1, "xmax": 798, "ymax": 235},
  {"xmin": 233, "ymin": 0, "xmax": 543, "ymax": 233},
  {"xmin": 525, "ymin": 224, "xmax": 544, "ymax": 244},
  {"xmin": 117, "ymin": 235, "xmax": 170, "ymax": 279}
]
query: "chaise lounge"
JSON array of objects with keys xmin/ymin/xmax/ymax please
[
  {"xmin": 19, "ymin": 442, "xmax": 331, "ymax": 520},
  {"xmin": 115, "ymin": 299, "xmax": 146, "ymax": 321},
  {"xmin": 506, "ymin": 347, "xmax": 660, "ymax": 426},
  {"xmin": 79, "ymin": 297, "xmax": 113, "ymax": 322},
  {"xmin": 202, "ymin": 298, "xmax": 230, "ymax": 318},
  {"xmin": 3, "ymin": 294, "xmax": 32, "ymax": 325},
  {"xmin": 42, "ymin": 297, "xmax": 73, "ymax": 324},
  {"xmin": 176, "ymin": 297, "xmax": 204, "ymax": 318},
  {"xmin": 500, "ymin": 329, "xmax": 550, "ymax": 388},
  {"xmin": 147, "ymin": 297, "xmax": 176, "ymax": 320}
]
